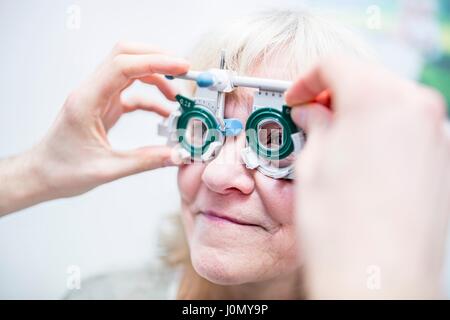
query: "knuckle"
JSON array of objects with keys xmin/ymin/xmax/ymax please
[
  {"xmin": 112, "ymin": 41, "xmax": 129, "ymax": 55},
  {"xmin": 111, "ymin": 54, "xmax": 128, "ymax": 78},
  {"xmin": 64, "ymin": 89, "xmax": 80, "ymax": 108},
  {"xmin": 111, "ymin": 54, "xmax": 124, "ymax": 69}
]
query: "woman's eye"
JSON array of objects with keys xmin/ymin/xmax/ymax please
[
  {"xmin": 258, "ymin": 121, "xmax": 283, "ymax": 149},
  {"xmin": 186, "ymin": 119, "xmax": 208, "ymax": 147},
  {"xmin": 267, "ymin": 130, "xmax": 282, "ymax": 147}
]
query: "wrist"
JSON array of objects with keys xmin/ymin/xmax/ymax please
[{"xmin": 0, "ymin": 147, "xmax": 50, "ymax": 215}]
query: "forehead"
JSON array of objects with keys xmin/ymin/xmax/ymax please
[{"xmin": 224, "ymin": 88, "xmax": 256, "ymax": 120}]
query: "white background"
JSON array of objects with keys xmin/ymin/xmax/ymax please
[{"xmin": 0, "ymin": 0, "xmax": 448, "ymax": 299}]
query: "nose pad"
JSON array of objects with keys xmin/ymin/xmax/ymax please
[
  {"xmin": 204, "ymin": 118, "xmax": 244, "ymax": 164},
  {"xmin": 196, "ymin": 119, "xmax": 243, "ymax": 162},
  {"xmin": 223, "ymin": 118, "xmax": 243, "ymax": 137}
]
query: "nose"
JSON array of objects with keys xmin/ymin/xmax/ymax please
[{"xmin": 202, "ymin": 135, "xmax": 255, "ymax": 195}]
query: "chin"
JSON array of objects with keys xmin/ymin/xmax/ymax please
[{"xmin": 190, "ymin": 244, "xmax": 263, "ymax": 285}]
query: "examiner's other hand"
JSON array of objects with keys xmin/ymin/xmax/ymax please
[
  {"xmin": 0, "ymin": 42, "xmax": 189, "ymax": 215},
  {"xmin": 286, "ymin": 57, "xmax": 450, "ymax": 299}
]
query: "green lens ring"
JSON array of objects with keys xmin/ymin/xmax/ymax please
[
  {"xmin": 245, "ymin": 106, "xmax": 298, "ymax": 160},
  {"xmin": 176, "ymin": 105, "xmax": 221, "ymax": 158}
]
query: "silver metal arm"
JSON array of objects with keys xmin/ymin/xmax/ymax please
[
  {"xmin": 232, "ymin": 76, "xmax": 292, "ymax": 92},
  {"xmin": 169, "ymin": 71, "xmax": 292, "ymax": 93}
]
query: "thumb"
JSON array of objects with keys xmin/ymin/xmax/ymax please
[
  {"xmin": 290, "ymin": 103, "xmax": 332, "ymax": 135},
  {"xmin": 109, "ymin": 145, "xmax": 182, "ymax": 180}
]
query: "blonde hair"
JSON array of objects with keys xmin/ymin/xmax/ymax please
[
  {"xmin": 159, "ymin": 9, "xmax": 372, "ymax": 300},
  {"xmin": 187, "ymin": 9, "xmax": 372, "ymax": 97}
]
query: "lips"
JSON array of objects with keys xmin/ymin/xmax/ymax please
[{"xmin": 200, "ymin": 210, "xmax": 263, "ymax": 229}]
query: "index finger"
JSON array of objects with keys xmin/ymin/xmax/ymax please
[
  {"xmin": 284, "ymin": 57, "xmax": 350, "ymax": 107},
  {"xmin": 87, "ymin": 53, "xmax": 190, "ymax": 106},
  {"xmin": 285, "ymin": 56, "xmax": 382, "ymax": 111},
  {"xmin": 285, "ymin": 67, "xmax": 332, "ymax": 107}
]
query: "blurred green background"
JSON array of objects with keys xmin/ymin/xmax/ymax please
[
  {"xmin": 308, "ymin": 0, "xmax": 449, "ymax": 114},
  {"xmin": 421, "ymin": 0, "xmax": 450, "ymax": 113}
]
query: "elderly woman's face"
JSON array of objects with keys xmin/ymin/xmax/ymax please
[{"xmin": 177, "ymin": 90, "xmax": 299, "ymax": 285}]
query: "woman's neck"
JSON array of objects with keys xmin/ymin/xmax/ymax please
[
  {"xmin": 177, "ymin": 264, "xmax": 304, "ymax": 300},
  {"xmin": 223, "ymin": 268, "xmax": 304, "ymax": 300}
]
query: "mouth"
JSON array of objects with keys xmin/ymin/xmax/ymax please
[{"xmin": 199, "ymin": 210, "xmax": 265, "ymax": 229}]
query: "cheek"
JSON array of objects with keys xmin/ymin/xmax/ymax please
[
  {"xmin": 254, "ymin": 173, "xmax": 295, "ymax": 225},
  {"xmin": 177, "ymin": 164, "xmax": 205, "ymax": 202},
  {"xmin": 255, "ymin": 174, "xmax": 298, "ymax": 263},
  {"xmin": 177, "ymin": 163, "xmax": 205, "ymax": 240}
]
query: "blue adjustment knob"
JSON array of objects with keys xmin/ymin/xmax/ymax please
[
  {"xmin": 197, "ymin": 72, "xmax": 215, "ymax": 88},
  {"xmin": 223, "ymin": 119, "xmax": 243, "ymax": 137}
]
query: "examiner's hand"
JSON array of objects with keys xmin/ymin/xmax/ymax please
[
  {"xmin": 286, "ymin": 57, "xmax": 450, "ymax": 299},
  {"xmin": 0, "ymin": 42, "xmax": 189, "ymax": 215}
]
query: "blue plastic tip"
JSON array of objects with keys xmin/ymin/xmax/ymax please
[
  {"xmin": 165, "ymin": 75, "xmax": 175, "ymax": 80},
  {"xmin": 197, "ymin": 72, "xmax": 215, "ymax": 88},
  {"xmin": 223, "ymin": 119, "xmax": 243, "ymax": 137}
]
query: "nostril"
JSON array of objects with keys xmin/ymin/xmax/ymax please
[
  {"xmin": 223, "ymin": 187, "xmax": 243, "ymax": 195},
  {"xmin": 202, "ymin": 162, "xmax": 255, "ymax": 195}
]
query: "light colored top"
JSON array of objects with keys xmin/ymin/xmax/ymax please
[{"xmin": 65, "ymin": 263, "xmax": 182, "ymax": 300}]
